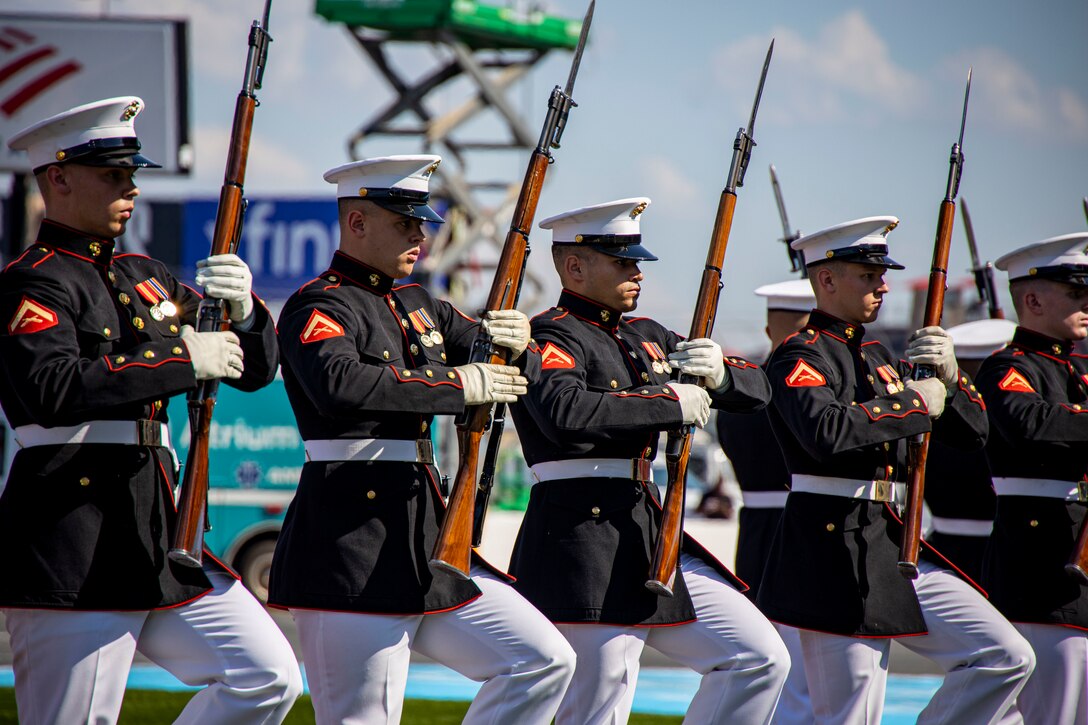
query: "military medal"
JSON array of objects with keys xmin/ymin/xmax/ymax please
[
  {"xmin": 134, "ymin": 277, "xmax": 175, "ymax": 321},
  {"xmin": 876, "ymin": 364, "xmax": 901, "ymax": 395},
  {"xmin": 408, "ymin": 307, "xmax": 442, "ymax": 348},
  {"xmin": 642, "ymin": 341, "xmax": 669, "ymax": 377}
]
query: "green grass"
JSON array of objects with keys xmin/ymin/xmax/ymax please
[{"xmin": 0, "ymin": 689, "xmax": 682, "ymax": 723}]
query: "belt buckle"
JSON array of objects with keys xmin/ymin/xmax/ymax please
[
  {"xmin": 1078, "ymin": 480, "xmax": 1088, "ymax": 503},
  {"xmin": 416, "ymin": 439, "xmax": 435, "ymax": 465},
  {"xmin": 137, "ymin": 420, "xmax": 162, "ymax": 447},
  {"xmin": 632, "ymin": 459, "xmax": 651, "ymax": 482},
  {"xmin": 873, "ymin": 480, "xmax": 893, "ymax": 502}
]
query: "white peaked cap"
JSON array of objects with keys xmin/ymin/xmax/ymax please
[
  {"xmin": 791, "ymin": 215, "xmax": 904, "ymax": 269},
  {"xmin": 755, "ymin": 279, "xmax": 817, "ymax": 312},
  {"xmin": 7, "ymin": 96, "xmax": 160, "ymax": 172},
  {"xmin": 539, "ymin": 197, "xmax": 658, "ymax": 260},
  {"xmin": 946, "ymin": 318, "xmax": 1018, "ymax": 359},
  {"xmin": 323, "ymin": 155, "xmax": 444, "ymax": 223},
  {"xmin": 994, "ymin": 233, "xmax": 1088, "ymax": 286}
]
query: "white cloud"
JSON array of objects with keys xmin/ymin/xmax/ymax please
[
  {"xmin": 713, "ymin": 10, "xmax": 926, "ymax": 126},
  {"xmin": 639, "ymin": 155, "xmax": 698, "ymax": 211},
  {"xmin": 943, "ymin": 48, "xmax": 1088, "ymax": 140}
]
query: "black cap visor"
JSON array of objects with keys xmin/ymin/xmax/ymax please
[
  {"xmin": 808, "ymin": 244, "xmax": 904, "ymax": 270},
  {"xmin": 1014, "ymin": 264, "xmax": 1088, "ymax": 288},
  {"xmin": 371, "ymin": 199, "xmax": 445, "ymax": 224},
  {"xmin": 554, "ymin": 233, "xmax": 658, "ymax": 262}
]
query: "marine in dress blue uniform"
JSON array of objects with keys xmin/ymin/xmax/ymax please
[
  {"xmin": 923, "ymin": 318, "xmax": 1015, "ymax": 582},
  {"xmin": 976, "ymin": 234, "xmax": 1088, "ymax": 724},
  {"xmin": 757, "ymin": 216, "xmax": 1034, "ymax": 724},
  {"xmin": 0, "ymin": 97, "xmax": 301, "ymax": 725},
  {"xmin": 509, "ymin": 198, "xmax": 789, "ymax": 725},
  {"xmin": 717, "ymin": 278, "xmax": 814, "ymax": 725},
  {"xmin": 267, "ymin": 156, "xmax": 574, "ymax": 724}
]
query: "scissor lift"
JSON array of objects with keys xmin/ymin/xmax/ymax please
[{"xmin": 314, "ymin": 0, "xmax": 584, "ymax": 308}]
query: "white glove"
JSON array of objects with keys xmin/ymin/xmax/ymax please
[
  {"xmin": 905, "ymin": 377, "xmax": 946, "ymax": 419},
  {"xmin": 482, "ymin": 309, "xmax": 531, "ymax": 358},
  {"xmin": 906, "ymin": 326, "xmax": 957, "ymax": 388},
  {"xmin": 669, "ymin": 382, "xmax": 711, "ymax": 428},
  {"xmin": 195, "ymin": 254, "xmax": 254, "ymax": 324},
  {"xmin": 668, "ymin": 338, "xmax": 729, "ymax": 390},
  {"xmin": 181, "ymin": 324, "xmax": 243, "ymax": 380},
  {"xmin": 457, "ymin": 363, "xmax": 528, "ymax": 405}
]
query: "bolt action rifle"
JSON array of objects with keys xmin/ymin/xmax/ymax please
[
  {"xmin": 429, "ymin": 1, "xmax": 595, "ymax": 579},
  {"xmin": 898, "ymin": 69, "xmax": 971, "ymax": 579},
  {"xmin": 960, "ymin": 198, "xmax": 1003, "ymax": 319},
  {"xmin": 646, "ymin": 40, "xmax": 774, "ymax": 596},
  {"xmin": 170, "ymin": 1, "xmax": 273, "ymax": 567}
]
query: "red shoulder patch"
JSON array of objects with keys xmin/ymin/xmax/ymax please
[
  {"xmin": 300, "ymin": 309, "xmax": 344, "ymax": 344},
  {"xmin": 541, "ymin": 342, "xmax": 575, "ymax": 369},
  {"xmin": 785, "ymin": 358, "xmax": 827, "ymax": 387},
  {"xmin": 997, "ymin": 368, "xmax": 1035, "ymax": 393},
  {"xmin": 7, "ymin": 296, "xmax": 58, "ymax": 335}
]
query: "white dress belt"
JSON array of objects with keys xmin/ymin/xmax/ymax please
[
  {"xmin": 741, "ymin": 490, "xmax": 789, "ymax": 509},
  {"xmin": 791, "ymin": 474, "xmax": 905, "ymax": 504},
  {"xmin": 992, "ymin": 477, "xmax": 1088, "ymax": 502},
  {"xmin": 929, "ymin": 516, "xmax": 993, "ymax": 537},
  {"xmin": 304, "ymin": 438, "xmax": 435, "ymax": 464},
  {"xmin": 530, "ymin": 458, "xmax": 653, "ymax": 484},
  {"xmin": 15, "ymin": 420, "xmax": 170, "ymax": 448}
]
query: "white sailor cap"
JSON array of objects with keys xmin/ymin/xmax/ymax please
[
  {"xmin": 323, "ymin": 155, "xmax": 444, "ymax": 224},
  {"xmin": 791, "ymin": 216, "xmax": 904, "ymax": 270},
  {"xmin": 994, "ymin": 233, "xmax": 1088, "ymax": 287},
  {"xmin": 7, "ymin": 96, "xmax": 161, "ymax": 174},
  {"xmin": 754, "ymin": 279, "xmax": 816, "ymax": 312},
  {"xmin": 946, "ymin": 318, "xmax": 1017, "ymax": 359},
  {"xmin": 539, "ymin": 197, "xmax": 658, "ymax": 261}
]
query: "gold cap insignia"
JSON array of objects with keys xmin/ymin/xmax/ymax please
[
  {"xmin": 630, "ymin": 201, "xmax": 648, "ymax": 218},
  {"xmin": 358, "ymin": 188, "xmax": 368, "ymax": 197},
  {"xmin": 425, "ymin": 160, "xmax": 440, "ymax": 175},
  {"xmin": 575, "ymin": 234, "xmax": 584, "ymax": 243},
  {"xmin": 120, "ymin": 100, "xmax": 140, "ymax": 121},
  {"xmin": 882, "ymin": 220, "xmax": 899, "ymax": 235},
  {"xmin": 55, "ymin": 150, "xmax": 67, "ymax": 161},
  {"xmin": 825, "ymin": 250, "xmax": 834, "ymax": 258}
]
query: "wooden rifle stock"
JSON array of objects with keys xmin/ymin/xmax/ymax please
[
  {"xmin": 646, "ymin": 191, "xmax": 737, "ymax": 597},
  {"xmin": 429, "ymin": 154, "xmax": 547, "ymax": 579},
  {"xmin": 170, "ymin": 6, "xmax": 272, "ymax": 567},
  {"xmin": 899, "ymin": 199, "xmax": 954, "ymax": 579}
]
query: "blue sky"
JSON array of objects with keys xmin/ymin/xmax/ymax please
[{"xmin": 8, "ymin": 0, "xmax": 1087, "ymax": 356}]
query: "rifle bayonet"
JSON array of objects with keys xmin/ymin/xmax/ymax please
[
  {"xmin": 946, "ymin": 67, "xmax": 971, "ymax": 202},
  {"xmin": 544, "ymin": 0, "xmax": 594, "ymax": 151},
  {"xmin": 960, "ymin": 198, "xmax": 1003, "ymax": 319},
  {"xmin": 769, "ymin": 164, "xmax": 804, "ymax": 275},
  {"xmin": 727, "ymin": 39, "xmax": 773, "ymax": 192}
]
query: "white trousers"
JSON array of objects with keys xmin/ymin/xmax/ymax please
[
  {"xmin": 555, "ymin": 554, "xmax": 790, "ymax": 725},
  {"xmin": 1014, "ymin": 622, "xmax": 1087, "ymax": 725},
  {"xmin": 4, "ymin": 572, "xmax": 303, "ymax": 725},
  {"xmin": 291, "ymin": 567, "xmax": 575, "ymax": 725},
  {"xmin": 772, "ymin": 623, "xmax": 813, "ymax": 725},
  {"xmin": 800, "ymin": 560, "xmax": 1035, "ymax": 725}
]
